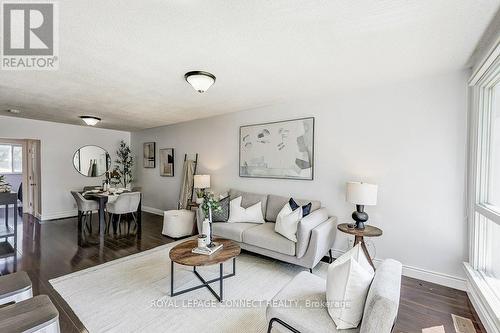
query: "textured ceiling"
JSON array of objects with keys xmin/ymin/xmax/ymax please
[{"xmin": 0, "ymin": 0, "xmax": 499, "ymax": 131}]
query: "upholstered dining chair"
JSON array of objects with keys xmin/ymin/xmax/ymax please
[
  {"xmin": 106, "ymin": 192, "xmax": 141, "ymax": 234},
  {"xmin": 70, "ymin": 191, "xmax": 99, "ymax": 233}
]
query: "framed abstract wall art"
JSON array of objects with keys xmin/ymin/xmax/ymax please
[
  {"xmin": 143, "ymin": 142, "xmax": 156, "ymax": 168},
  {"xmin": 239, "ymin": 117, "xmax": 314, "ymax": 180},
  {"xmin": 159, "ymin": 148, "xmax": 174, "ymax": 177}
]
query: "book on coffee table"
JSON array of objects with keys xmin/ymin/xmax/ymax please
[{"xmin": 192, "ymin": 243, "xmax": 223, "ymax": 255}]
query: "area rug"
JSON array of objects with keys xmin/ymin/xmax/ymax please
[{"xmin": 50, "ymin": 240, "xmax": 328, "ymax": 332}]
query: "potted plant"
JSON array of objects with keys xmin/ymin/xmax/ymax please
[
  {"xmin": 110, "ymin": 140, "xmax": 134, "ymax": 189},
  {"xmin": 195, "ymin": 189, "xmax": 205, "ymax": 204}
]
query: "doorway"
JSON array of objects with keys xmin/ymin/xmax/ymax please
[{"xmin": 0, "ymin": 139, "xmax": 41, "ymax": 219}]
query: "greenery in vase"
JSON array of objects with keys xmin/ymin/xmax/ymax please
[
  {"xmin": 195, "ymin": 189, "xmax": 204, "ymax": 199},
  {"xmin": 201, "ymin": 192, "xmax": 222, "ymax": 219},
  {"xmin": 110, "ymin": 140, "xmax": 134, "ymax": 187}
]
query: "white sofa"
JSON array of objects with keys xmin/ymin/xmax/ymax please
[{"xmin": 197, "ymin": 189, "xmax": 336, "ymax": 271}]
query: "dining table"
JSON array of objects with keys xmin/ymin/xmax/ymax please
[{"xmin": 80, "ymin": 189, "xmax": 142, "ymax": 253}]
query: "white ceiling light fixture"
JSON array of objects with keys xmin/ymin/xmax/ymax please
[
  {"xmin": 80, "ymin": 116, "xmax": 101, "ymax": 126},
  {"xmin": 184, "ymin": 71, "xmax": 216, "ymax": 93}
]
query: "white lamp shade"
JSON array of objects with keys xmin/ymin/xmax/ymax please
[
  {"xmin": 185, "ymin": 73, "xmax": 215, "ymax": 93},
  {"xmin": 194, "ymin": 175, "xmax": 210, "ymax": 189},
  {"xmin": 346, "ymin": 182, "xmax": 378, "ymax": 206}
]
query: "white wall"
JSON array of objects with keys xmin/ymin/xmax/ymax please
[
  {"xmin": 131, "ymin": 70, "xmax": 468, "ymax": 288},
  {"xmin": 0, "ymin": 116, "xmax": 130, "ymax": 220}
]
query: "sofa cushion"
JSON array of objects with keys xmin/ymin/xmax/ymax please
[
  {"xmin": 229, "ymin": 189, "xmax": 268, "ymax": 217},
  {"xmin": 266, "ymin": 194, "xmax": 321, "ymax": 222},
  {"xmin": 332, "ymin": 243, "xmax": 374, "ymax": 275},
  {"xmin": 289, "ymin": 198, "xmax": 312, "ymax": 217},
  {"xmin": 211, "ymin": 222, "xmax": 258, "ymax": 242},
  {"xmin": 275, "ymin": 203, "xmax": 302, "ymax": 242},
  {"xmin": 212, "ymin": 196, "xmax": 230, "ymax": 222},
  {"xmin": 266, "ymin": 271, "xmax": 358, "ymax": 333},
  {"xmin": 326, "ymin": 255, "xmax": 374, "ymax": 329},
  {"xmin": 242, "ymin": 223, "xmax": 295, "ymax": 256},
  {"xmin": 227, "ymin": 196, "xmax": 265, "ymax": 224}
]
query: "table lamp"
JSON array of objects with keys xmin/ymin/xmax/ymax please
[
  {"xmin": 194, "ymin": 175, "xmax": 210, "ymax": 204},
  {"xmin": 194, "ymin": 175, "xmax": 210, "ymax": 191},
  {"xmin": 346, "ymin": 181, "xmax": 378, "ymax": 229}
]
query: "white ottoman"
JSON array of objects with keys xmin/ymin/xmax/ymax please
[{"xmin": 162, "ymin": 209, "xmax": 195, "ymax": 238}]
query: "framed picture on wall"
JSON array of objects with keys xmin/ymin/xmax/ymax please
[
  {"xmin": 159, "ymin": 148, "xmax": 174, "ymax": 177},
  {"xmin": 143, "ymin": 142, "xmax": 156, "ymax": 168},
  {"xmin": 239, "ymin": 117, "xmax": 314, "ymax": 180}
]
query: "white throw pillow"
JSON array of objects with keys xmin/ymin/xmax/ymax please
[
  {"xmin": 274, "ymin": 203, "xmax": 302, "ymax": 242},
  {"xmin": 326, "ymin": 244, "xmax": 375, "ymax": 329},
  {"xmin": 332, "ymin": 243, "xmax": 374, "ymax": 275},
  {"xmin": 227, "ymin": 196, "xmax": 265, "ymax": 223}
]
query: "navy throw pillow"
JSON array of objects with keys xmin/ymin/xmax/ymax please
[{"xmin": 289, "ymin": 198, "xmax": 312, "ymax": 217}]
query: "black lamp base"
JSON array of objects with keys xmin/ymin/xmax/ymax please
[{"xmin": 351, "ymin": 205, "xmax": 368, "ymax": 229}]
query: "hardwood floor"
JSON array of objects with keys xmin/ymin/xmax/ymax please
[{"xmin": 0, "ymin": 209, "xmax": 486, "ymax": 333}]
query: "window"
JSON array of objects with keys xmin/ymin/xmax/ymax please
[
  {"xmin": 0, "ymin": 144, "xmax": 22, "ymax": 174},
  {"xmin": 467, "ymin": 43, "xmax": 500, "ymax": 330},
  {"xmin": 487, "ymin": 85, "xmax": 500, "ymax": 208}
]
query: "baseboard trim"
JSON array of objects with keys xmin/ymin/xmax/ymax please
[
  {"xmin": 41, "ymin": 206, "xmax": 164, "ymax": 222},
  {"xmin": 41, "ymin": 210, "xmax": 78, "ymax": 222},
  {"xmin": 142, "ymin": 206, "xmax": 164, "ymax": 216},
  {"xmin": 332, "ymin": 248, "xmax": 466, "ymax": 291},
  {"xmin": 402, "ymin": 263, "xmax": 466, "ymax": 291},
  {"xmin": 41, "ymin": 205, "xmax": 165, "ymax": 221}
]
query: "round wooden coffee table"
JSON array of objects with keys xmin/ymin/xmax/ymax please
[{"xmin": 169, "ymin": 238, "xmax": 240, "ymax": 302}]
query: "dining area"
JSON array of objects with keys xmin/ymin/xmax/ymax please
[{"xmin": 70, "ymin": 145, "xmax": 142, "ymax": 249}]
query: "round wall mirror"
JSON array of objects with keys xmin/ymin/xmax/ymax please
[{"xmin": 73, "ymin": 145, "xmax": 111, "ymax": 177}]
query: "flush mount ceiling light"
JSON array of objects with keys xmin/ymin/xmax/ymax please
[
  {"xmin": 184, "ymin": 71, "xmax": 216, "ymax": 93},
  {"xmin": 7, "ymin": 109, "xmax": 20, "ymax": 114},
  {"xmin": 80, "ymin": 116, "xmax": 101, "ymax": 126}
]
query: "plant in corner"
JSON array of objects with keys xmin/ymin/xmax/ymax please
[{"xmin": 110, "ymin": 140, "xmax": 134, "ymax": 188}]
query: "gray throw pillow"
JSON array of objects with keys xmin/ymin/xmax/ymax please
[{"xmin": 212, "ymin": 196, "xmax": 230, "ymax": 222}]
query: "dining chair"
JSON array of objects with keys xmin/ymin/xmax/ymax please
[
  {"xmin": 70, "ymin": 191, "xmax": 99, "ymax": 233},
  {"xmin": 106, "ymin": 192, "xmax": 141, "ymax": 234},
  {"xmin": 17, "ymin": 183, "xmax": 23, "ymax": 217}
]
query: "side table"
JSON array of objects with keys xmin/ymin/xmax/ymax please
[
  {"xmin": 186, "ymin": 201, "xmax": 200, "ymax": 211},
  {"xmin": 337, "ymin": 223, "xmax": 382, "ymax": 270}
]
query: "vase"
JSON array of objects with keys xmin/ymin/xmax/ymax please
[{"xmin": 202, "ymin": 219, "xmax": 211, "ymax": 241}]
